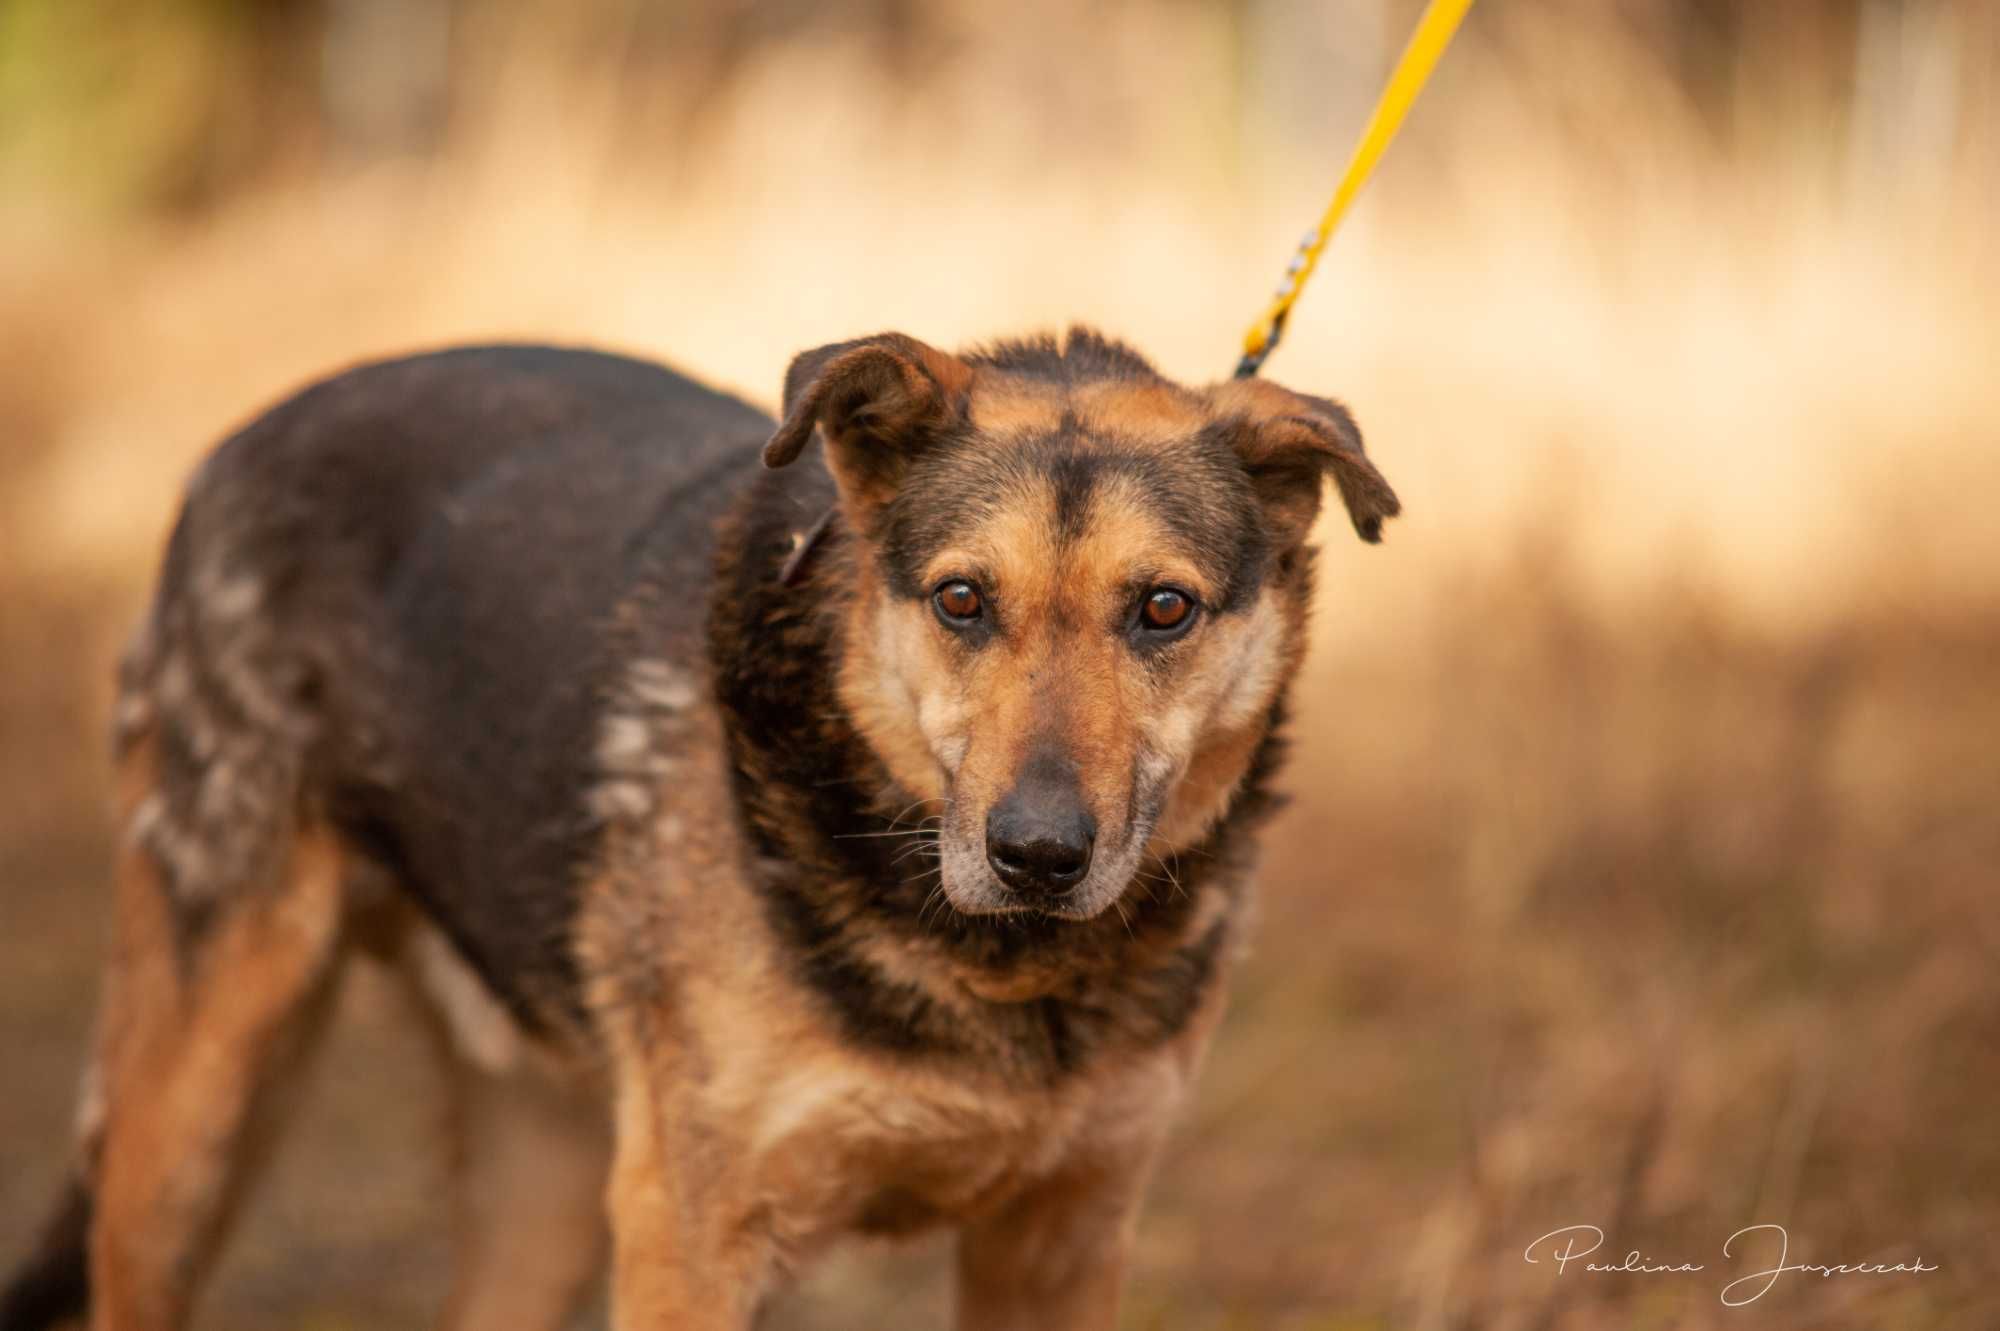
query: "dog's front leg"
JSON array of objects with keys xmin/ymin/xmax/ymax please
[
  {"xmin": 604, "ymin": 1073, "xmax": 772, "ymax": 1331},
  {"xmin": 953, "ymin": 1147, "xmax": 1162, "ymax": 1331}
]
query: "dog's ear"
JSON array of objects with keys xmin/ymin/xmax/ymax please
[
  {"xmin": 763, "ymin": 333, "xmax": 974, "ymax": 523},
  {"xmin": 1206, "ymin": 378, "xmax": 1400, "ymax": 546}
]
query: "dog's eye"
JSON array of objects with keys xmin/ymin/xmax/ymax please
[
  {"xmin": 1138, "ymin": 587, "xmax": 1195, "ymax": 633},
  {"xmin": 933, "ymin": 579, "xmax": 983, "ymax": 623}
]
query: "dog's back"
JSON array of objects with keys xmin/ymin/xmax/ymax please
[
  {"xmin": 1, "ymin": 345, "xmax": 771, "ymax": 1330},
  {"xmin": 128, "ymin": 346, "xmax": 767, "ymax": 1017}
]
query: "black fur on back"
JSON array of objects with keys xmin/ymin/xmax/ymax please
[{"xmin": 116, "ymin": 345, "xmax": 777, "ymax": 1035}]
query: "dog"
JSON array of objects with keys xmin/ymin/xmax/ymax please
[{"xmin": 1, "ymin": 327, "xmax": 1397, "ymax": 1330}]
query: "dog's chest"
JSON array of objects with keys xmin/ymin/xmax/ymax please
[{"xmin": 722, "ymin": 1040, "xmax": 1189, "ymax": 1244}]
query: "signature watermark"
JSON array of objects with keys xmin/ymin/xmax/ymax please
[{"xmin": 1523, "ymin": 1224, "xmax": 1938, "ymax": 1306}]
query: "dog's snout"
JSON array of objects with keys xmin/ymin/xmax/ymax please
[{"xmin": 985, "ymin": 756, "xmax": 1095, "ymax": 897}]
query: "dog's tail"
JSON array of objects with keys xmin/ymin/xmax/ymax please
[{"xmin": 0, "ymin": 1174, "xmax": 91, "ymax": 1331}]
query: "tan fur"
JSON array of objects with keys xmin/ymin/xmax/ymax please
[
  {"xmin": 586, "ymin": 853, "xmax": 1223, "ymax": 1331},
  {"xmin": 837, "ymin": 578, "xmax": 955, "ymax": 802},
  {"xmin": 1201, "ymin": 374, "xmax": 1301, "ymax": 423},
  {"xmin": 89, "ymin": 742, "xmax": 346, "ymax": 1331},
  {"xmin": 915, "ymin": 342, "xmax": 978, "ymax": 404},
  {"xmin": 1152, "ymin": 591, "xmax": 1306, "ymax": 847},
  {"xmin": 967, "ymin": 376, "xmax": 1064, "ymax": 436},
  {"xmin": 1074, "ymin": 378, "xmax": 1207, "ymax": 446}
]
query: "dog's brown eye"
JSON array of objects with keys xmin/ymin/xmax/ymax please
[
  {"xmin": 934, "ymin": 580, "xmax": 983, "ymax": 621},
  {"xmin": 1140, "ymin": 588, "xmax": 1193, "ymax": 631}
]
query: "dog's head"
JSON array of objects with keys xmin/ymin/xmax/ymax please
[{"xmin": 764, "ymin": 328, "xmax": 1397, "ymax": 920}]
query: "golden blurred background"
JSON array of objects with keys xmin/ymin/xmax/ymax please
[{"xmin": 2, "ymin": 2, "xmax": 1996, "ymax": 1327}]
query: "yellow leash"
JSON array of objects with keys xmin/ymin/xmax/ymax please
[{"xmin": 1235, "ymin": 0, "xmax": 1478, "ymax": 377}]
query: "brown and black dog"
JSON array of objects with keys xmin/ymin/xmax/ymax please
[{"xmin": 1, "ymin": 328, "xmax": 1397, "ymax": 1330}]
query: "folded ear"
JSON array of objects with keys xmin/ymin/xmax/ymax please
[
  {"xmin": 763, "ymin": 332, "xmax": 974, "ymax": 524},
  {"xmin": 1206, "ymin": 378, "xmax": 1400, "ymax": 547}
]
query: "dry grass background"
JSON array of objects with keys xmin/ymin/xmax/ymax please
[{"xmin": 2, "ymin": 2, "xmax": 1997, "ymax": 1327}]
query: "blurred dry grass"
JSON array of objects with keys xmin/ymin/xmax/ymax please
[{"xmin": 3, "ymin": 2, "xmax": 1997, "ymax": 1328}]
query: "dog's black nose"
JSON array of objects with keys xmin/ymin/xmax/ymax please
[
  {"xmin": 986, "ymin": 813, "xmax": 1094, "ymax": 895},
  {"xmin": 985, "ymin": 757, "xmax": 1095, "ymax": 897}
]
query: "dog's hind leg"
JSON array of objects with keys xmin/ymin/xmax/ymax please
[
  {"xmin": 397, "ymin": 928, "xmax": 611, "ymax": 1331},
  {"xmin": 79, "ymin": 736, "xmax": 348, "ymax": 1331}
]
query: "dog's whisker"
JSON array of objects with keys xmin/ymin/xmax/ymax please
[
  {"xmin": 915, "ymin": 877, "xmax": 955, "ymax": 931},
  {"xmin": 1144, "ymin": 851, "xmax": 1188, "ymax": 902},
  {"xmin": 876, "ymin": 794, "xmax": 953, "ymax": 829},
  {"xmin": 885, "ymin": 795, "xmax": 952, "ymax": 830},
  {"xmin": 891, "ymin": 839, "xmax": 941, "ymax": 866}
]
